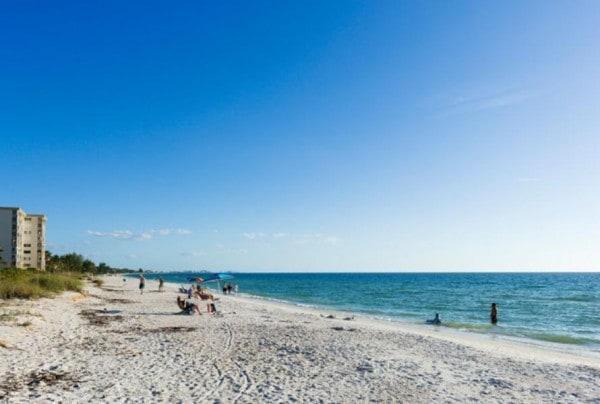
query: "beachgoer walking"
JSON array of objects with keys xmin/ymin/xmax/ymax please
[
  {"xmin": 227, "ymin": 283, "xmax": 233, "ymax": 294},
  {"xmin": 139, "ymin": 275, "xmax": 145, "ymax": 295},
  {"xmin": 158, "ymin": 278, "xmax": 164, "ymax": 292},
  {"xmin": 490, "ymin": 303, "xmax": 498, "ymax": 325},
  {"xmin": 234, "ymin": 284, "xmax": 239, "ymax": 294}
]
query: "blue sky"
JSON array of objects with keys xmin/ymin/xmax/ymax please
[{"xmin": 2, "ymin": 1, "xmax": 599, "ymax": 271}]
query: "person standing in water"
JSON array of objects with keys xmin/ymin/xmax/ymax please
[
  {"xmin": 139, "ymin": 275, "xmax": 145, "ymax": 295},
  {"xmin": 490, "ymin": 303, "xmax": 498, "ymax": 324}
]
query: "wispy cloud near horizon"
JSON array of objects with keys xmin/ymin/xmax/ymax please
[
  {"xmin": 243, "ymin": 232, "xmax": 266, "ymax": 240},
  {"xmin": 87, "ymin": 228, "xmax": 192, "ymax": 241},
  {"xmin": 180, "ymin": 251, "xmax": 205, "ymax": 257}
]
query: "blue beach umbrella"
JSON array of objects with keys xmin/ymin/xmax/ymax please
[
  {"xmin": 188, "ymin": 274, "xmax": 234, "ymax": 294},
  {"xmin": 189, "ymin": 273, "xmax": 234, "ymax": 283}
]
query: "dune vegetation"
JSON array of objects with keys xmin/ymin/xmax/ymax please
[{"xmin": 0, "ymin": 269, "xmax": 83, "ymax": 300}]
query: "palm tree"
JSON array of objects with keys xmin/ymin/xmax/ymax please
[{"xmin": 45, "ymin": 250, "xmax": 60, "ymax": 271}]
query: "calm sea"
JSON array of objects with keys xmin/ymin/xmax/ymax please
[{"xmin": 140, "ymin": 272, "xmax": 600, "ymax": 350}]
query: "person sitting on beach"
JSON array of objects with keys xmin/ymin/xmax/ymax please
[
  {"xmin": 208, "ymin": 295, "xmax": 218, "ymax": 314},
  {"xmin": 196, "ymin": 289, "xmax": 219, "ymax": 312},
  {"xmin": 177, "ymin": 296, "xmax": 201, "ymax": 315},
  {"xmin": 176, "ymin": 296, "xmax": 186, "ymax": 310},
  {"xmin": 193, "ymin": 287, "xmax": 206, "ymax": 299},
  {"xmin": 426, "ymin": 313, "xmax": 441, "ymax": 325},
  {"xmin": 197, "ymin": 289, "xmax": 215, "ymax": 301},
  {"xmin": 186, "ymin": 298, "xmax": 202, "ymax": 315}
]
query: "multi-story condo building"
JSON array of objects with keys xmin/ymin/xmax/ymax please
[{"xmin": 0, "ymin": 207, "xmax": 46, "ymax": 270}]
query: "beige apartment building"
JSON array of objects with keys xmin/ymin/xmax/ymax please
[{"xmin": 0, "ymin": 207, "xmax": 46, "ymax": 270}]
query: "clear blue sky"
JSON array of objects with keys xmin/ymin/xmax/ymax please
[{"xmin": 2, "ymin": 1, "xmax": 599, "ymax": 271}]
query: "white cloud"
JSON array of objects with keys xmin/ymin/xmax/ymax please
[
  {"xmin": 243, "ymin": 232, "xmax": 266, "ymax": 240},
  {"xmin": 87, "ymin": 230, "xmax": 134, "ymax": 239},
  {"xmin": 214, "ymin": 244, "xmax": 248, "ymax": 255},
  {"xmin": 87, "ymin": 228, "xmax": 192, "ymax": 241},
  {"xmin": 180, "ymin": 251, "xmax": 205, "ymax": 257},
  {"xmin": 434, "ymin": 88, "xmax": 536, "ymax": 117},
  {"xmin": 147, "ymin": 228, "xmax": 192, "ymax": 236},
  {"xmin": 138, "ymin": 232, "xmax": 153, "ymax": 240},
  {"xmin": 86, "ymin": 231, "xmax": 104, "ymax": 237},
  {"xmin": 292, "ymin": 233, "xmax": 341, "ymax": 245}
]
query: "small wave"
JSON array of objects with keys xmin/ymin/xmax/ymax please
[
  {"xmin": 551, "ymin": 295, "xmax": 596, "ymax": 303},
  {"xmin": 236, "ymin": 292, "xmax": 320, "ymax": 310},
  {"xmin": 442, "ymin": 322, "xmax": 599, "ymax": 346},
  {"xmin": 442, "ymin": 321, "xmax": 494, "ymax": 332},
  {"xmin": 526, "ymin": 332, "xmax": 598, "ymax": 345}
]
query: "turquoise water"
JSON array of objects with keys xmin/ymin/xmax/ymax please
[{"xmin": 142, "ymin": 272, "xmax": 600, "ymax": 349}]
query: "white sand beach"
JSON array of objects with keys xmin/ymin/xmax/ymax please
[{"xmin": 1, "ymin": 275, "xmax": 599, "ymax": 403}]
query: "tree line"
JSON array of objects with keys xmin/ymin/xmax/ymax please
[{"xmin": 45, "ymin": 251, "xmax": 139, "ymax": 274}]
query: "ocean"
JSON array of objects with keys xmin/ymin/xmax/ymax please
[{"xmin": 139, "ymin": 272, "xmax": 600, "ymax": 351}]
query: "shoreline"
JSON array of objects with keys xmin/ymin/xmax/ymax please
[
  {"xmin": 1, "ymin": 274, "xmax": 598, "ymax": 402},
  {"xmin": 218, "ymin": 289, "xmax": 600, "ymax": 367},
  {"xmin": 159, "ymin": 275, "xmax": 600, "ymax": 361}
]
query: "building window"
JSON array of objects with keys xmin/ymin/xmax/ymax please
[
  {"xmin": 24, "ymin": 250, "xmax": 31, "ymax": 254},
  {"xmin": 24, "ymin": 244, "xmax": 31, "ymax": 247}
]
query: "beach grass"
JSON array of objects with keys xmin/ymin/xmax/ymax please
[
  {"xmin": 0, "ymin": 269, "xmax": 83, "ymax": 300},
  {"xmin": 91, "ymin": 278, "xmax": 104, "ymax": 287}
]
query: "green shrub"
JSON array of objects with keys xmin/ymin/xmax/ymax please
[{"xmin": 0, "ymin": 269, "xmax": 83, "ymax": 300}]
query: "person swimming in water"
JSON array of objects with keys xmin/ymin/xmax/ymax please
[
  {"xmin": 426, "ymin": 313, "xmax": 441, "ymax": 325},
  {"xmin": 490, "ymin": 303, "xmax": 498, "ymax": 325}
]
